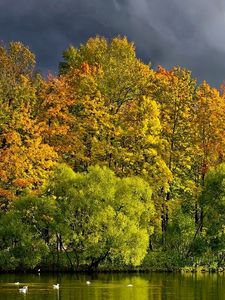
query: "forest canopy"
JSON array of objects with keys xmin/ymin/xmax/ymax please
[{"xmin": 1, "ymin": 37, "xmax": 225, "ymax": 271}]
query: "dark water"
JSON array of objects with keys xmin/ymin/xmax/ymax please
[{"xmin": 0, "ymin": 272, "xmax": 224, "ymax": 300}]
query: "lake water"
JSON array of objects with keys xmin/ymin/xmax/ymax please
[{"xmin": 0, "ymin": 272, "xmax": 225, "ymax": 299}]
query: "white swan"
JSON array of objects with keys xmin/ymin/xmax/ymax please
[
  {"xmin": 14, "ymin": 282, "xmax": 20, "ymax": 285},
  {"xmin": 86, "ymin": 281, "xmax": 91, "ymax": 285},
  {"xmin": 53, "ymin": 283, "xmax": 59, "ymax": 289},
  {"xmin": 127, "ymin": 284, "xmax": 133, "ymax": 287},
  {"xmin": 19, "ymin": 286, "xmax": 28, "ymax": 293}
]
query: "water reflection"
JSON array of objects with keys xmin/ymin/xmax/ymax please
[{"xmin": 0, "ymin": 272, "xmax": 225, "ymax": 300}]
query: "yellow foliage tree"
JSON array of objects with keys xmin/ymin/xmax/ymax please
[{"xmin": 0, "ymin": 43, "xmax": 57, "ymax": 209}]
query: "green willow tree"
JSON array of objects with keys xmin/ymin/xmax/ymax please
[
  {"xmin": 0, "ymin": 211, "xmax": 49, "ymax": 270},
  {"xmin": 45, "ymin": 164, "xmax": 155, "ymax": 270}
]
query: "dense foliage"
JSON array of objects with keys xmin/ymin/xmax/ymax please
[{"xmin": 1, "ymin": 37, "xmax": 225, "ymax": 271}]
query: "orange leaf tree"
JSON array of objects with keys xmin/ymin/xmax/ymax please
[{"xmin": 0, "ymin": 43, "xmax": 57, "ymax": 209}]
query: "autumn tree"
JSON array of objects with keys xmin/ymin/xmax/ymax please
[
  {"xmin": 195, "ymin": 82, "xmax": 225, "ymax": 174},
  {"xmin": 51, "ymin": 36, "xmax": 171, "ymax": 191},
  {"xmin": 153, "ymin": 66, "xmax": 197, "ymax": 239},
  {"xmin": 191, "ymin": 81, "xmax": 225, "ymax": 228},
  {"xmin": 59, "ymin": 36, "xmax": 154, "ymax": 111},
  {"xmin": 0, "ymin": 42, "xmax": 57, "ymax": 209}
]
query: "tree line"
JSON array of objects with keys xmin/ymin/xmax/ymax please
[{"xmin": 1, "ymin": 37, "xmax": 225, "ymax": 271}]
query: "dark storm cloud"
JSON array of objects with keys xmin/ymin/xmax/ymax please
[{"xmin": 0, "ymin": 0, "xmax": 225, "ymax": 85}]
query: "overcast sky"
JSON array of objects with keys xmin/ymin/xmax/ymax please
[{"xmin": 1, "ymin": 0, "xmax": 225, "ymax": 86}]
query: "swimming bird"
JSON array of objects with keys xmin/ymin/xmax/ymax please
[
  {"xmin": 86, "ymin": 281, "xmax": 91, "ymax": 285},
  {"xmin": 19, "ymin": 286, "xmax": 28, "ymax": 293},
  {"xmin": 14, "ymin": 282, "xmax": 20, "ymax": 285},
  {"xmin": 127, "ymin": 284, "xmax": 133, "ymax": 287},
  {"xmin": 53, "ymin": 283, "xmax": 59, "ymax": 289}
]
